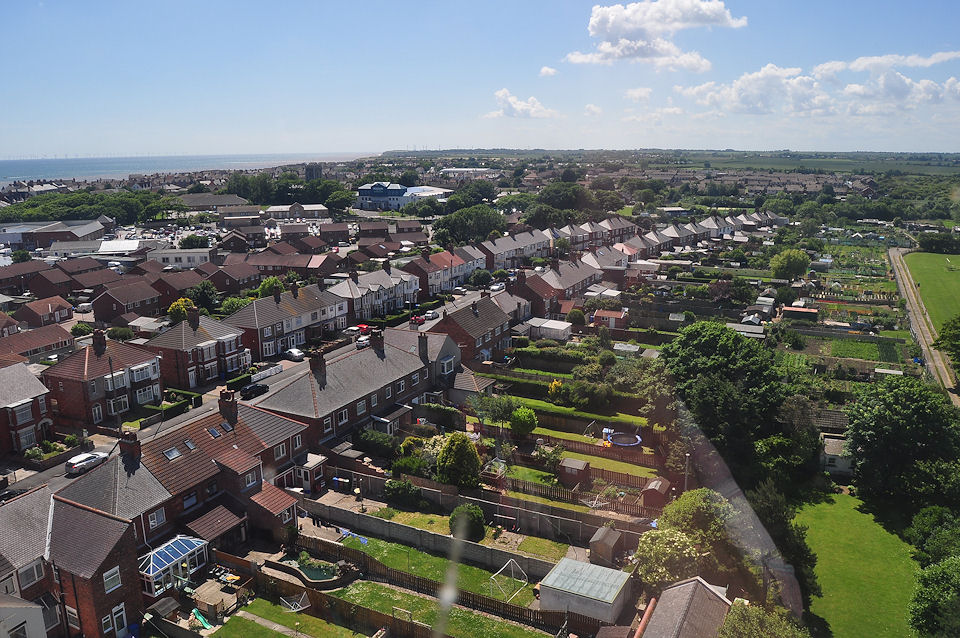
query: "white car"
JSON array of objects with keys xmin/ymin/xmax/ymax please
[
  {"xmin": 342, "ymin": 326, "xmax": 361, "ymax": 336},
  {"xmin": 490, "ymin": 283, "xmax": 506, "ymax": 292},
  {"xmin": 356, "ymin": 335, "xmax": 371, "ymax": 349},
  {"xmin": 282, "ymin": 348, "xmax": 305, "ymax": 362},
  {"xmin": 423, "ymin": 310, "xmax": 439, "ymax": 320},
  {"xmin": 65, "ymin": 452, "xmax": 108, "ymax": 475}
]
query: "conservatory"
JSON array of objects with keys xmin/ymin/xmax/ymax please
[{"xmin": 139, "ymin": 535, "xmax": 209, "ymax": 597}]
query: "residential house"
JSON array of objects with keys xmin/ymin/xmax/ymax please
[
  {"xmin": 145, "ymin": 247, "xmax": 215, "ymax": 269},
  {"xmin": 144, "ymin": 310, "xmax": 251, "ymax": 389},
  {"xmin": 427, "ymin": 295, "xmax": 511, "ymax": 361},
  {"xmin": 204, "ymin": 263, "xmax": 261, "ymax": 295},
  {"xmin": 264, "ymin": 202, "xmax": 329, "ymax": 220},
  {"xmin": 479, "ymin": 230, "xmax": 550, "ymax": 271},
  {"xmin": 510, "ymin": 270, "xmax": 563, "ymax": 318},
  {"xmin": 92, "ymin": 281, "xmax": 162, "ymax": 324},
  {"xmin": 641, "ymin": 577, "xmax": 732, "ymax": 638},
  {"xmin": 288, "ymin": 235, "xmax": 327, "ymax": 255},
  {"xmin": 556, "ymin": 224, "xmax": 590, "ymax": 252},
  {"xmin": 42, "ymin": 331, "xmax": 162, "ymax": 431},
  {"xmin": 218, "ymin": 229, "xmax": 256, "ymax": 253},
  {"xmin": 316, "ymin": 222, "xmax": 350, "ymax": 244},
  {"xmin": 15, "ymin": 296, "xmax": 72, "ymax": 328},
  {"xmin": 278, "ymin": 224, "xmax": 310, "ymax": 241},
  {"xmin": 453, "ymin": 245, "xmax": 486, "ymax": 279},
  {"xmin": 223, "ymin": 283, "xmax": 347, "ymax": 360},
  {"xmin": 0, "ymin": 324, "xmax": 75, "ymax": 363},
  {"xmin": 401, "ymin": 249, "xmax": 467, "ymax": 300},
  {"xmin": 27, "ymin": 268, "xmax": 75, "ymax": 299},
  {"xmin": 71, "ymin": 268, "xmax": 122, "ymax": 296},
  {"xmin": 0, "ymin": 262, "xmax": 51, "ymax": 295},
  {"xmin": 386, "ymin": 231, "xmax": 429, "ymax": 246},
  {"xmin": 597, "ymin": 216, "xmax": 638, "ymax": 244},
  {"xmin": 326, "ymin": 268, "xmax": 419, "ymax": 320},
  {"xmin": 253, "ymin": 329, "xmax": 457, "ymax": 442},
  {"xmin": 55, "ymin": 256, "xmax": 104, "ymax": 278},
  {"xmin": 148, "ymin": 271, "xmax": 204, "ymax": 309},
  {"xmin": 126, "ymin": 259, "xmax": 167, "ymax": 277},
  {"xmin": 0, "ymin": 594, "xmax": 46, "ymax": 638},
  {"xmin": 536, "ymin": 259, "xmax": 602, "ymax": 301},
  {"xmin": 0, "ymin": 363, "xmax": 51, "ymax": 454},
  {"xmin": 266, "ymin": 241, "xmax": 298, "ymax": 256},
  {"xmin": 393, "ymin": 219, "xmax": 422, "ymax": 234},
  {"xmin": 358, "ymin": 221, "xmax": 390, "ymax": 237},
  {"xmin": 243, "ymin": 252, "xmax": 342, "ymax": 279},
  {"xmin": 593, "ymin": 308, "xmax": 629, "ymax": 330},
  {"xmin": 0, "ymin": 312, "xmax": 19, "ymax": 338}
]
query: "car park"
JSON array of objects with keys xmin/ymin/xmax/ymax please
[
  {"xmin": 64, "ymin": 451, "xmax": 109, "ymax": 475},
  {"xmin": 282, "ymin": 348, "xmax": 305, "ymax": 361},
  {"xmin": 239, "ymin": 383, "xmax": 270, "ymax": 400}
]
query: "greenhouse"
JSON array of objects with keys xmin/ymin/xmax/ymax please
[{"xmin": 138, "ymin": 535, "xmax": 209, "ymax": 596}]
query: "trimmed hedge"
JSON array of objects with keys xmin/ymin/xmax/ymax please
[
  {"xmin": 226, "ymin": 373, "xmax": 252, "ymax": 390},
  {"xmin": 143, "ymin": 399, "xmax": 190, "ymax": 419},
  {"xmin": 513, "ymin": 346, "xmax": 591, "ymax": 372},
  {"xmin": 416, "ymin": 403, "xmax": 467, "ymax": 430}
]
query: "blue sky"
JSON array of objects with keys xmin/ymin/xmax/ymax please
[{"xmin": 3, "ymin": 0, "xmax": 960, "ymax": 157}]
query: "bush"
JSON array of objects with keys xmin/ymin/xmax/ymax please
[
  {"xmin": 71, "ymin": 322, "xmax": 93, "ymax": 337},
  {"xmin": 392, "ymin": 455, "xmax": 428, "ymax": 478},
  {"xmin": 535, "ymin": 339, "xmax": 560, "ymax": 348},
  {"xmin": 383, "ymin": 479, "xmax": 421, "ymax": 508},
  {"xmin": 106, "ymin": 327, "xmax": 134, "ymax": 341},
  {"xmin": 372, "ymin": 507, "xmax": 398, "ymax": 520},
  {"xmin": 436, "ymin": 432, "xmax": 481, "ymax": 489},
  {"xmin": 399, "ymin": 436, "xmax": 425, "ymax": 458},
  {"xmin": 509, "ymin": 406, "xmax": 538, "ymax": 437},
  {"xmin": 226, "ymin": 373, "xmax": 252, "ymax": 390},
  {"xmin": 40, "ymin": 440, "xmax": 56, "ymax": 454},
  {"xmin": 449, "ymin": 504, "xmax": 486, "ymax": 542},
  {"xmin": 354, "ymin": 428, "xmax": 398, "ymax": 459},
  {"xmin": 572, "ymin": 362, "xmax": 604, "ymax": 382},
  {"xmin": 512, "ymin": 336, "xmax": 530, "ymax": 348},
  {"xmin": 23, "ymin": 446, "xmax": 42, "ymax": 460},
  {"xmin": 784, "ymin": 330, "xmax": 806, "ymax": 350},
  {"xmin": 63, "ymin": 434, "xmax": 78, "ymax": 448},
  {"xmin": 417, "ymin": 403, "xmax": 466, "ymax": 430},
  {"xmin": 598, "ymin": 350, "xmax": 617, "ymax": 366}
]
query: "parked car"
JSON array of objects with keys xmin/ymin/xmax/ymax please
[
  {"xmin": 356, "ymin": 324, "xmax": 372, "ymax": 335},
  {"xmin": 356, "ymin": 335, "xmax": 371, "ymax": 349},
  {"xmin": 410, "ymin": 315, "xmax": 425, "ymax": 325},
  {"xmin": 239, "ymin": 383, "xmax": 269, "ymax": 400},
  {"xmin": 453, "ymin": 287, "xmax": 467, "ymax": 295},
  {"xmin": 338, "ymin": 241, "xmax": 350, "ymax": 247},
  {"xmin": 282, "ymin": 348, "xmax": 305, "ymax": 361},
  {"xmin": 0, "ymin": 489, "xmax": 28, "ymax": 504},
  {"xmin": 64, "ymin": 452, "xmax": 109, "ymax": 475},
  {"xmin": 490, "ymin": 282, "xmax": 506, "ymax": 292},
  {"xmin": 342, "ymin": 326, "xmax": 361, "ymax": 336},
  {"xmin": 423, "ymin": 310, "xmax": 439, "ymax": 320}
]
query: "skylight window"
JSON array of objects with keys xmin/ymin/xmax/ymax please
[
  {"xmin": 163, "ymin": 447, "xmax": 181, "ymax": 461},
  {"xmin": 208, "ymin": 428, "xmax": 221, "ymax": 439},
  {"xmin": 221, "ymin": 421, "xmax": 234, "ymax": 432},
  {"xmin": 183, "ymin": 439, "xmax": 196, "ymax": 450}
]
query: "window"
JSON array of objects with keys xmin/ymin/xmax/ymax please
[
  {"xmin": 208, "ymin": 427, "xmax": 221, "ymax": 439},
  {"xmin": 263, "ymin": 341, "xmax": 275, "ymax": 357},
  {"xmin": 207, "ymin": 481, "xmax": 218, "ymax": 496},
  {"xmin": 9, "ymin": 622, "xmax": 26, "ymax": 638},
  {"xmin": 263, "ymin": 326, "xmax": 272, "ymax": 338},
  {"xmin": 103, "ymin": 566, "xmax": 122, "ymax": 593},
  {"xmin": 89, "ymin": 379, "xmax": 96, "ymax": 394},
  {"xmin": 245, "ymin": 470, "xmax": 257, "ymax": 487},
  {"xmin": 412, "ymin": 373, "xmax": 419, "ymax": 386},
  {"xmin": 102, "ymin": 614, "xmax": 113, "ymax": 634},
  {"xmin": 162, "ymin": 447, "xmax": 181, "ymax": 461},
  {"xmin": 92, "ymin": 403, "xmax": 103, "ymax": 423},
  {"xmin": 294, "ymin": 434, "xmax": 302, "ymax": 449},
  {"xmin": 337, "ymin": 409, "xmax": 348, "ymax": 425},
  {"xmin": 281, "ymin": 508, "xmax": 293, "ymax": 523},
  {"xmin": 183, "ymin": 491, "xmax": 198, "ymax": 509},
  {"xmin": 221, "ymin": 420, "xmax": 234, "ymax": 432},
  {"xmin": 12, "ymin": 402, "xmax": 32, "ymax": 426},
  {"xmin": 475, "ymin": 337, "xmax": 483, "ymax": 347},
  {"xmin": 323, "ymin": 416, "xmax": 332, "ymax": 433},
  {"xmin": 0, "ymin": 573, "xmax": 16, "ymax": 595},
  {"xmin": 370, "ymin": 393, "xmax": 377, "ymax": 407},
  {"xmin": 112, "ymin": 604, "xmax": 127, "ymax": 635},
  {"xmin": 136, "ymin": 385, "xmax": 154, "ymax": 405},
  {"xmin": 38, "ymin": 396, "xmax": 45, "ymax": 413},
  {"xmin": 441, "ymin": 356, "xmax": 455, "ymax": 374},
  {"xmin": 385, "ymin": 385, "xmax": 392, "ymax": 399},
  {"xmin": 148, "ymin": 508, "xmax": 165, "ymax": 529},
  {"xmin": 65, "ymin": 606, "xmax": 80, "ymax": 629},
  {"xmin": 18, "ymin": 560, "xmax": 43, "ymax": 588},
  {"xmin": 356, "ymin": 400, "xmax": 366, "ymax": 415},
  {"xmin": 107, "ymin": 395, "xmax": 129, "ymax": 415},
  {"xmin": 397, "ymin": 379, "xmax": 405, "ymax": 394},
  {"xmin": 184, "ymin": 439, "xmax": 196, "ymax": 450},
  {"xmin": 274, "ymin": 443, "xmax": 286, "ymax": 460}
]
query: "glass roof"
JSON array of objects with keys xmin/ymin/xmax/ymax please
[{"xmin": 138, "ymin": 535, "xmax": 207, "ymax": 576}]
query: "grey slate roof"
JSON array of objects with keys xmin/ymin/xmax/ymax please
[
  {"xmin": 539, "ymin": 260, "xmax": 600, "ymax": 292},
  {"xmin": 145, "ymin": 315, "xmax": 241, "ymax": 351},
  {"xmin": 0, "ymin": 362, "xmax": 49, "ymax": 408},
  {"xmin": 439, "ymin": 296, "xmax": 509, "ymax": 339},
  {"xmin": 48, "ymin": 496, "xmax": 131, "ymax": 579},
  {"xmin": 55, "ymin": 453, "xmax": 171, "ymax": 520},
  {"xmin": 0, "ymin": 486, "xmax": 51, "ymax": 571},
  {"xmin": 326, "ymin": 270, "xmax": 418, "ymax": 300},
  {"xmin": 381, "ymin": 328, "xmax": 451, "ymax": 362},
  {"xmin": 237, "ymin": 403, "xmax": 307, "ymax": 448},
  {"xmin": 223, "ymin": 284, "xmax": 331, "ymax": 329},
  {"xmin": 642, "ymin": 577, "xmax": 731, "ymax": 638}
]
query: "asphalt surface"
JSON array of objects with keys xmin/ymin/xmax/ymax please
[{"xmin": 889, "ymin": 247, "xmax": 959, "ymax": 405}]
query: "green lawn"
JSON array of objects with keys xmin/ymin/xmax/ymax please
[
  {"xmin": 514, "ymin": 397, "xmax": 647, "ymax": 428},
  {"xmin": 243, "ymin": 600, "xmax": 364, "ymax": 638},
  {"xmin": 830, "ymin": 339, "xmax": 882, "ymax": 361},
  {"xmin": 904, "ymin": 252, "xmax": 960, "ymax": 330},
  {"xmin": 341, "ymin": 535, "xmax": 535, "ymax": 606},
  {"xmin": 390, "ymin": 510, "xmax": 454, "ymax": 536},
  {"xmin": 795, "ymin": 494, "xmax": 917, "ymax": 638},
  {"xmin": 507, "ymin": 465, "xmax": 556, "ymax": 484},
  {"xmin": 562, "ymin": 450, "xmax": 659, "ymax": 478},
  {"xmin": 213, "ymin": 616, "xmax": 282, "ymax": 638},
  {"xmin": 332, "ymin": 582, "xmax": 547, "ymax": 638},
  {"xmin": 517, "ymin": 536, "xmax": 569, "ymax": 562},
  {"xmin": 505, "ymin": 491, "xmax": 591, "ymax": 513}
]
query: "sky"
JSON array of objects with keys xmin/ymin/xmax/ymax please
[{"xmin": 3, "ymin": 0, "xmax": 960, "ymax": 157}]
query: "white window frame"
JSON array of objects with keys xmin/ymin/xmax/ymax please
[
  {"xmin": 294, "ymin": 434, "xmax": 302, "ymax": 449},
  {"xmin": 148, "ymin": 508, "xmax": 166, "ymax": 530},
  {"xmin": 245, "ymin": 470, "xmax": 257, "ymax": 487},
  {"xmin": 323, "ymin": 416, "xmax": 332, "ymax": 433},
  {"xmin": 274, "ymin": 443, "xmax": 286, "ymax": 460},
  {"xmin": 17, "ymin": 560, "xmax": 43, "ymax": 588},
  {"xmin": 412, "ymin": 373, "xmax": 419, "ymax": 386},
  {"xmin": 12, "ymin": 402, "xmax": 32, "ymax": 426},
  {"xmin": 385, "ymin": 385, "xmax": 391, "ymax": 399},
  {"xmin": 281, "ymin": 508, "xmax": 293, "ymax": 523},
  {"xmin": 397, "ymin": 379, "xmax": 405, "ymax": 394},
  {"xmin": 0, "ymin": 573, "xmax": 16, "ymax": 595},
  {"xmin": 102, "ymin": 614, "xmax": 113, "ymax": 633},
  {"xmin": 107, "ymin": 395, "xmax": 129, "ymax": 415},
  {"xmin": 337, "ymin": 409, "xmax": 348, "ymax": 425},
  {"xmin": 370, "ymin": 393, "xmax": 377, "ymax": 407},
  {"xmin": 92, "ymin": 403, "xmax": 103, "ymax": 423},
  {"xmin": 182, "ymin": 491, "xmax": 198, "ymax": 510},
  {"xmin": 65, "ymin": 606, "xmax": 80, "ymax": 629},
  {"xmin": 103, "ymin": 566, "xmax": 122, "ymax": 594},
  {"xmin": 356, "ymin": 400, "xmax": 366, "ymax": 415}
]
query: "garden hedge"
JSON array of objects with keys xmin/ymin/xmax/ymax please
[{"xmin": 226, "ymin": 373, "xmax": 252, "ymax": 390}]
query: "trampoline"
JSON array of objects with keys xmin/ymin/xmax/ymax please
[{"xmin": 608, "ymin": 432, "xmax": 642, "ymax": 447}]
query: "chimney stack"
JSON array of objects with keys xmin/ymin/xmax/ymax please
[
  {"xmin": 273, "ymin": 288, "xmax": 282, "ymax": 304},
  {"xmin": 471, "ymin": 300, "xmax": 478, "ymax": 316},
  {"xmin": 187, "ymin": 306, "xmax": 200, "ymax": 330},
  {"xmin": 219, "ymin": 389, "xmax": 238, "ymax": 425},
  {"xmin": 92, "ymin": 329, "xmax": 106, "ymax": 357},
  {"xmin": 422, "ymin": 248, "xmax": 431, "ymax": 262},
  {"xmin": 119, "ymin": 430, "xmax": 141, "ymax": 460},
  {"xmin": 350, "ymin": 270, "xmax": 359, "ymax": 283},
  {"xmin": 290, "ymin": 281, "xmax": 299, "ymax": 298},
  {"xmin": 418, "ymin": 332, "xmax": 428, "ymax": 362},
  {"xmin": 370, "ymin": 328, "xmax": 384, "ymax": 352},
  {"xmin": 382, "ymin": 260, "xmax": 391, "ymax": 274},
  {"xmin": 481, "ymin": 290, "xmax": 490, "ymax": 298},
  {"xmin": 309, "ymin": 354, "xmax": 327, "ymax": 385}
]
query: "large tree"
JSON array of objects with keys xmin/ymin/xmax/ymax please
[
  {"xmin": 910, "ymin": 555, "xmax": 960, "ymax": 636},
  {"xmin": 719, "ymin": 603, "xmax": 811, "ymax": 638},
  {"xmin": 179, "ymin": 234, "xmax": 208, "ymax": 249},
  {"xmin": 509, "ymin": 407, "xmax": 538, "ymax": 437},
  {"xmin": 187, "ymin": 280, "xmax": 219, "ymax": 313},
  {"xmin": 432, "ymin": 204, "xmax": 506, "ymax": 246},
  {"xmin": 845, "ymin": 376, "xmax": 960, "ymax": 503},
  {"xmin": 934, "ymin": 314, "xmax": 960, "ymax": 361},
  {"xmin": 632, "ymin": 528, "xmax": 698, "ymax": 591},
  {"xmin": 436, "ymin": 432, "xmax": 481, "ymax": 489},
  {"xmin": 325, "ymin": 190, "xmax": 356, "ymax": 211},
  {"xmin": 167, "ymin": 297, "xmax": 196, "ymax": 322},
  {"xmin": 11, "ymin": 250, "xmax": 31, "ymax": 263},
  {"xmin": 769, "ymin": 249, "xmax": 809, "ymax": 280},
  {"xmin": 256, "ymin": 276, "xmax": 286, "ymax": 299}
]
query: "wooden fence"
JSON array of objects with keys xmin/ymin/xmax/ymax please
[
  {"xmin": 512, "ymin": 451, "xmax": 664, "ymax": 491},
  {"xmin": 295, "ymin": 535, "xmax": 607, "ymax": 637},
  {"xmin": 481, "ymin": 423, "xmax": 667, "ymax": 468},
  {"xmin": 503, "ymin": 477, "xmax": 662, "ymax": 519}
]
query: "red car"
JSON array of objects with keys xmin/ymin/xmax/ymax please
[
  {"xmin": 357, "ymin": 324, "xmax": 372, "ymax": 335},
  {"xmin": 410, "ymin": 315, "xmax": 425, "ymax": 325}
]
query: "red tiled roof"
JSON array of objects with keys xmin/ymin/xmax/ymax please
[
  {"xmin": 0, "ymin": 324, "xmax": 72, "ymax": 356},
  {"xmin": 214, "ymin": 447, "xmax": 260, "ymax": 474},
  {"xmin": 0, "ymin": 261, "xmax": 51, "ymax": 279},
  {"xmin": 72, "ymin": 268, "xmax": 122, "ymax": 288},
  {"xmin": 42, "ymin": 340, "xmax": 155, "ymax": 381},
  {"xmin": 154, "ymin": 270, "xmax": 204, "ymax": 291},
  {"xmin": 33, "ymin": 269, "xmax": 73, "ymax": 285},
  {"xmin": 21, "ymin": 295, "xmax": 71, "ymax": 316},
  {"xmin": 55, "ymin": 257, "xmax": 103, "ymax": 275},
  {"xmin": 101, "ymin": 281, "xmax": 160, "ymax": 304},
  {"xmin": 249, "ymin": 482, "xmax": 297, "ymax": 515},
  {"xmin": 185, "ymin": 504, "xmax": 245, "ymax": 541}
]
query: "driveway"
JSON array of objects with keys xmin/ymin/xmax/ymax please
[{"xmin": 4, "ymin": 434, "xmax": 117, "ymax": 494}]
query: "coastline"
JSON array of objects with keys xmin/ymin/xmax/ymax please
[{"xmin": 0, "ymin": 152, "xmax": 378, "ymax": 185}]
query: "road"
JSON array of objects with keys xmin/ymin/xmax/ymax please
[
  {"xmin": 8, "ymin": 437, "xmax": 117, "ymax": 494},
  {"xmin": 889, "ymin": 247, "xmax": 959, "ymax": 405}
]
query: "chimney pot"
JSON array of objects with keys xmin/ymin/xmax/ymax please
[
  {"xmin": 186, "ymin": 306, "xmax": 200, "ymax": 330},
  {"xmin": 119, "ymin": 430, "xmax": 141, "ymax": 460},
  {"xmin": 290, "ymin": 281, "xmax": 299, "ymax": 298},
  {"xmin": 92, "ymin": 329, "xmax": 106, "ymax": 357},
  {"xmin": 219, "ymin": 389, "xmax": 238, "ymax": 425},
  {"xmin": 371, "ymin": 329, "xmax": 384, "ymax": 352}
]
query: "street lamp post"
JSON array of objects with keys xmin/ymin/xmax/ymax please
[{"xmin": 684, "ymin": 452, "xmax": 690, "ymax": 493}]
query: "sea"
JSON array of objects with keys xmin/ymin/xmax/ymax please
[{"xmin": 0, "ymin": 152, "xmax": 376, "ymax": 186}]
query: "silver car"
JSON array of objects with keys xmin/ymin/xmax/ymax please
[{"xmin": 64, "ymin": 451, "xmax": 108, "ymax": 475}]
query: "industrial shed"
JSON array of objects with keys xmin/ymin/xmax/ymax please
[{"xmin": 539, "ymin": 557, "xmax": 632, "ymax": 624}]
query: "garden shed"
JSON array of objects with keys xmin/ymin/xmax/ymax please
[
  {"xmin": 539, "ymin": 557, "xmax": 632, "ymax": 623},
  {"xmin": 640, "ymin": 477, "xmax": 671, "ymax": 509},
  {"xmin": 525, "ymin": 317, "xmax": 573, "ymax": 342},
  {"xmin": 557, "ymin": 457, "xmax": 589, "ymax": 488},
  {"xmin": 589, "ymin": 526, "xmax": 623, "ymax": 567}
]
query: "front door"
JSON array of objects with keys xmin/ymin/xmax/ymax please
[
  {"xmin": 112, "ymin": 604, "xmax": 128, "ymax": 638},
  {"xmin": 188, "ymin": 368, "xmax": 197, "ymax": 388}
]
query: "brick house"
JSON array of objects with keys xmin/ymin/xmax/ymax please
[
  {"xmin": 217, "ymin": 230, "xmax": 254, "ymax": 253},
  {"xmin": 15, "ymin": 296, "xmax": 73, "ymax": 328},
  {"xmin": 265, "ymin": 241, "xmax": 297, "ymax": 256},
  {"xmin": 509, "ymin": 270, "xmax": 563, "ymax": 318},
  {"xmin": 401, "ymin": 249, "xmax": 468, "ymax": 301},
  {"xmin": 144, "ymin": 310, "xmax": 251, "ymax": 388},
  {"xmin": 597, "ymin": 216, "xmax": 638, "ymax": 245},
  {"xmin": 48, "ymin": 494, "xmax": 144, "ymax": 638},
  {"xmin": 55, "ymin": 256, "xmax": 104, "ymax": 278},
  {"xmin": 223, "ymin": 284, "xmax": 347, "ymax": 360},
  {"xmin": 149, "ymin": 271, "xmax": 205, "ymax": 309},
  {"xmin": 92, "ymin": 281, "xmax": 162, "ymax": 324},
  {"xmin": 0, "ymin": 261, "xmax": 51, "ymax": 295},
  {"xmin": 0, "ymin": 363, "xmax": 52, "ymax": 454},
  {"xmin": 243, "ymin": 252, "xmax": 343, "ymax": 279},
  {"xmin": 71, "ymin": 268, "xmax": 123, "ymax": 295},
  {"xmin": 42, "ymin": 331, "xmax": 162, "ymax": 431},
  {"xmin": 0, "ymin": 324, "xmax": 75, "ymax": 363},
  {"xmin": 204, "ymin": 263, "xmax": 261, "ymax": 295},
  {"xmin": 326, "ymin": 268, "xmax": 419, "ymax": 320},
  {"xmin": 288, "ymin": 235, "xmax": 327, "ymax": 255},
  {"xmin": 0, "ymin": 312, "xmax": 19, "ymax": 338},
  {"xmin": 252, "ymin": 329, "xmax": 459, "ymax": 444},
  {"xmin": 479, "ymin": 230, "xmax": 551, "ymax": 271},
  {"xmin": 317, "ymin": 222, "xmax": 350, "ymax": 244},
  {"xmin": 27, "ymin": 268, "xmax": 74, "ymax": 299},
  {"xmin": 427, "ymin": 295, "xmax": 511, "ymax": 362}
]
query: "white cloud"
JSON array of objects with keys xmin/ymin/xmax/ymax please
[
  {"xmin": 814, "ymin": 50, "xmax": 960, "ymax": 78},
  {"xmin": 625, "ymin": 87, "xmax": 653, "ymax": 102},
  {"xmin": 842, "ymin": 70, "xmax": 944, "ymax": 114},
  {"xmin": 565, "ymin": 0, "xmax": 744, "ymax": 71},
  {"xmin": 483, "ymin": 88, "xmax": 559, "ymax": 119},
  {"xmin": 584, "ymin": 104, "xmax": 603, "ymax": 116},
  {"xmin": 676, "ymin": 64, "xmax": 833, "ymax": 115},
  {"xmin": 622, "ymin": 106, "xmax": 684, "ymax": 122},
  {"xmin": 539, "ymin": 66, "xmax": 558, "ymax": 77}
]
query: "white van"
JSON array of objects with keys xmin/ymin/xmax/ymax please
[{"xmin": 76, "ymin": 303, "xmax": 93, "ymax": 313}]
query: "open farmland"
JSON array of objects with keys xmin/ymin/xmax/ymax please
[{"xmin": 904, "ymin": 252, "xmax": 960, "ymax": 331}]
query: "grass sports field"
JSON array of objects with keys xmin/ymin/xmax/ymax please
[
  {"xmin": 795, "ymin": 495, "xmax": 917, "ymax": 638},
  {"xmin": 904, "ymin": 252, "xmax": 960, "ymax": 330}
]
